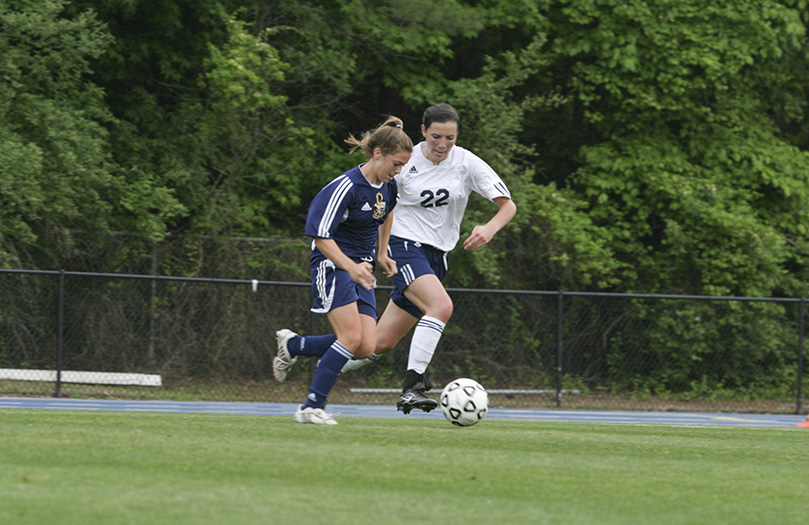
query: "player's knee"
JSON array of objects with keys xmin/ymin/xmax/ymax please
[
  {"xmin": 430, "ymin": 298, "xmax": 453, "ymax": 323},
  {"xmin": 338, "ymin": 332, "xmax": 363, "ymax": 353},
  {"xmin": 375, "ymin": 334, "xmax": 397, "ymax": 354},
  {"xmin": 354, "ymin": 340, "xmax": 376, "ymax": 359}
]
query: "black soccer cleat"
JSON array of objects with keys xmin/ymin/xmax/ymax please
[{"xmin": 396, "ymin": 382, "xmax": 438, "ymax": 414}]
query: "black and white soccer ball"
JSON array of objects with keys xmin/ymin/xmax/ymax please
[{"xmin": 440, "ymin": 378, "xmax": 489, "ymax": 427}]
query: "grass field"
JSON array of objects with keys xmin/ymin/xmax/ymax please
[{"xmin": 2, "ymin": 409, "xmax": 807, "ymax": 524}]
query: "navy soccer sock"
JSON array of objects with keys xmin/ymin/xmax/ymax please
[
  {"xmin": 288, "ymin": 334, "xmax": 336, "ymax": 358},
  {"xmin": 302, "ymin": 341, "xmax": 352, "ymax": 409}
]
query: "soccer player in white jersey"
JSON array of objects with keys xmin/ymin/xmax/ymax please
[
  {"xmin": 373, "ymin": 103, "xmax": 517, "ymax": 412},
  {"xmin": 273, "ymin": 103, "xmax": 516, "ymax": 415},
  {"xmin": 277, "ymin": 116, "xmax": 412, "ymax": 425}
]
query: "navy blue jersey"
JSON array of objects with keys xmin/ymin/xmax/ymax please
[{"xmin": 305, "ymin": 166, "xmax": 398, "ymax": 262}]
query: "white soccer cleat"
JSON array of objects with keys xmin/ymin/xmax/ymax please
[
  {"xmin": 294, "ymin": 405, "xmax": 338, "ymax": 425},
  {"xmin": 272, "ymin": 329, "xmax": 298, "ymax": 383}
]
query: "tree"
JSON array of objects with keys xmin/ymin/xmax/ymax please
[
  {"xmin": 536, "ymin": 0, "xmax": 809, "ymax": 296},
  {"xmin": 0, "ymin": 1, "xmax": 159, "ymax": 267}
]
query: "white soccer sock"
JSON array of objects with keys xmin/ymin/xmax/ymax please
[
  {"xmin": 340, "ymin": 353, "xmax": 380, "ymax": 373},
  {"xmin": 406, "ymin": 315, "xmax": 445, "ymax": 374}
]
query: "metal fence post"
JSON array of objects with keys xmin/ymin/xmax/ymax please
[
  {"xmin": 557, "ymin": 290, "xmax": 564, "ymax": 409},
  {"xmin": 798, "ymin": 298, "xmax": 805, "ymax": 415},
  {"xmin": 148, "ymin": 244, "xmax": 157, "ymax": 368},
  {"xmin": 56, "ymin": 269, "xmax": 65, "ymax": 398}
]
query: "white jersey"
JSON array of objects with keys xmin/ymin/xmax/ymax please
[{"xmin": 390, "ymin": 142, "xmax": 511, "ymax": 252}]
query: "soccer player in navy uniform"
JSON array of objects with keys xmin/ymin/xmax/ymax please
[{"xmin": 278, "ymin": 116, "xmax": 412, "ymax": 425}]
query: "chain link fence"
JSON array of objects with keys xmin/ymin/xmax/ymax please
[{"xmin": 0, "ymin": 269, "xmax": 805, "ymax": 414}]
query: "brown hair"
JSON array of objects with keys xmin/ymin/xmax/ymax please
[
  {"xmin": 422, "ymin": 103, "xmax": 460, "ymax": 133},
  {"xmin": 345, "ymin": 116, "xmax": 413, "ymax": 159}
]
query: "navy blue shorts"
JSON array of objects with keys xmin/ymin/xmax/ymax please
[
  {"xmin": 310, "ymin": 258, "xmax": 377, "ymax": 318},
  {"xmin": 387, "ymin": 235, "xmax": 448, "ymax": 319}
]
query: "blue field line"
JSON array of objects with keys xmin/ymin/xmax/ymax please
[{"xmin": 0, "ymin": 397, "xmax": 803, "ymax": 427}]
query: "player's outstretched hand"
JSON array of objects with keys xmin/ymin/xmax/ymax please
[{"xmin": 463, "ymin": 224, "xmax": 496, "ymax": 251}]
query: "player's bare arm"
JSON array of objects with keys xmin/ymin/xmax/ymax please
[{"xmin": 377, "ymin": 212, "xmax": 398, "ymax": 278}]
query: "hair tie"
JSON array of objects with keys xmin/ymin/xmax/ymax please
[{"xmin": 395, "ymin": 124, "xmax": 403, "ymax": 128}]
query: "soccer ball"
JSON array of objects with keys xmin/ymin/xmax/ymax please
[{"xmin": 440, "ymin": 378, "xmax": 489, "ymax": 426}]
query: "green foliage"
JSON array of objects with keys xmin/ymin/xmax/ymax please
[
  {"xmin": 602, "ymin": 300, "xmax": 799, "ymax": 400},
  {"xmin": 0, "ymin": 0, "xmax": 189, "ymax": 268},
  {"xmin": 540, "ymin": 0, "xmax": 809, "ymax": 295},
  {"xmin": 0, "ymin": 1, "xmax": 116, "ymax": 266},
  {"xmin": 5, "ymin": 0, "xmax": 809, "ymax": 298},
  {"xmin": 188, "ymin": 16, "xmax": 309, "ymax": 235}
]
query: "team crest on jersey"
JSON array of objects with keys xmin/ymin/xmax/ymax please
[{"xmin": 372, "ymin": 192, "xmax": 386, "ymax": 219}]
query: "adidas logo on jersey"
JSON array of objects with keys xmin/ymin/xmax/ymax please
[
  {"xmin": 361, "ymin": 202, "xmax": 372, "ymax": 211},
  {"xmin": 408, "ymin": 166, "xmax": 418, "ymax": 174}
]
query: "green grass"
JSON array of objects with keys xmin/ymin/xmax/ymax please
[{"xmin": 1, "ymin": 410, "xmax": 807, "ymax": 524}]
